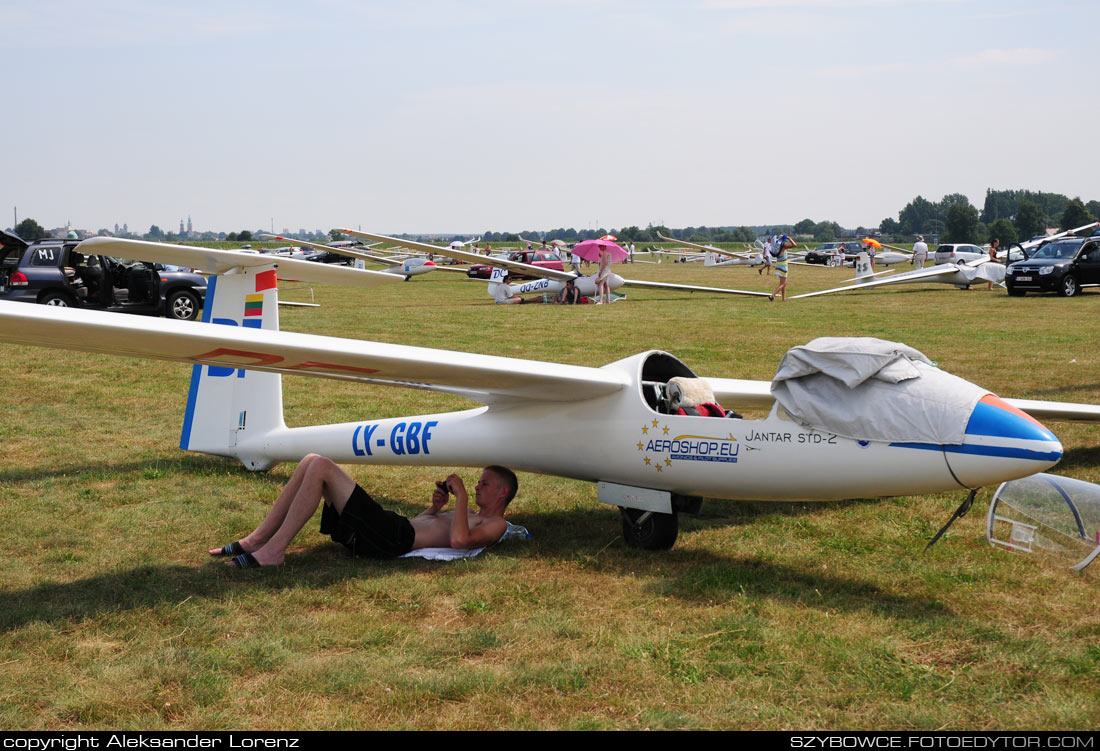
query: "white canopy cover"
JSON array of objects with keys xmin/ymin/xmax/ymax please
[{"xmin": 770, "ymin": 337, "xmax": 987, "ymax": 445}]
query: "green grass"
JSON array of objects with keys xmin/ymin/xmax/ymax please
[{"xmin": 0, "ymin": 259, "xmax": 1098, "ymax": 730}]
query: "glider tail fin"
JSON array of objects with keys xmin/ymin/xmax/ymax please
[
  {"xmin": 179, "ymin": 264, "xmax": 287, "ymax": 470},
  {"xmin": 855, "ymin": 252, "xmax": 874, "ymax": 279},
  {"xmin": 704, "ymin": 252, "xmax": 718, "ymax": 267}
]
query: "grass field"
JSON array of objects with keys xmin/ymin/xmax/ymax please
[{"xmin": 1, "ymin": 257, "xmax": 1098, "ymax": 730}]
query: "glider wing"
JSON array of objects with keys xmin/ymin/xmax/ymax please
[
  {"xmin": 791, "ymin": 264, "xmax": 959, "ymax": 299},
  {"xmin": 343, "ymin": 230, "xmax": 579, "ymax": 282},
  {"xmin": 78, "ymin": 237, "xmax": 402, "ymax": 288},
  {"xmin": 0, "ymin": 301, "xmax": 626, "ymax": 404}
]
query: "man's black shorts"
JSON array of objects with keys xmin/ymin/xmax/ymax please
[{"xmin": 319, "ymin": 484, "xmax": 416, "ymax": 558}]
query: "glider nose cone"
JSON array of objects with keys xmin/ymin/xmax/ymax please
[
  {"xmin": 946, "ymin": 395, "xmax": 1063, "ymax": 487},
  {"xmin": 607, "ymin": 273, "xmax": 626, "ymax": 289}
]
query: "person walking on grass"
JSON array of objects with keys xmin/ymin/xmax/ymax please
[{"xmin": 769, "ymin": 234, "xmax": 792, "ymax": 301}]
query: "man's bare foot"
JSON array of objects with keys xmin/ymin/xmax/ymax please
[{"xmin": 209, "ymin": 541, "xmax": 247, "ymax": 557}]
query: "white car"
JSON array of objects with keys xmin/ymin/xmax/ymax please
[{"xmin": 933, "ymin": 243, "xmax": 986, "ymax": 265}]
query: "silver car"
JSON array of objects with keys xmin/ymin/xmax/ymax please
[{"xmin": 933, "ymin": 243, "xmax": 986, "ymax": 265}]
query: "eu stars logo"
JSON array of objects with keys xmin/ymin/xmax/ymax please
[{"xmin": 636, "ymin": 420, "xmax": 740, "ymax": 472}]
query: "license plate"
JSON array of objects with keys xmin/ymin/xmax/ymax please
[{"xmin": 1016, "ymin": 276, "xmax": 1032, "ymax": 282}]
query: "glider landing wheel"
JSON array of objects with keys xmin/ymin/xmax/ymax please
[{"xmin": 619, "ymin": 507, "xmax": 678, "ymax": 550}]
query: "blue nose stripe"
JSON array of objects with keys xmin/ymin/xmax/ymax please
[
  {"xmin": 889, "ymin": 399, "xmax": 1062, "ymax": 464},
  {"xmin": 964, "ymin": 399, "xmax": 1058, "ymax": 442},
  {"xmin": 941, "ymin": 443, "xmax": 1063, "ymax": 463}
]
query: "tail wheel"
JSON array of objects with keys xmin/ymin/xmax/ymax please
[{"xmin": 619, "ymin": 507, "xmax": 678, "ymax": 550}]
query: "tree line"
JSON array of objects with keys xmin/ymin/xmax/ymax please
[
  {"xmin": 8, "ymin": 187, "xmax": 1097, "ymax": 249},
  {"xmin": 880, "ymin": 190, "xmax": 1099, "ymax": 245}
]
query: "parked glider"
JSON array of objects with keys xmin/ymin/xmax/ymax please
[
  {"xmin": 792, "ymin": 252, "xmax": 1007, "ymax": 298},
  {"xmin": 337, "ymin": 230, "xmax": 774, "ymax": 300},
  {"xmin": 853, "ymin": 244, "xmax": 912, "ymax": 266},
  {"xmin": 259, "ymin": 235, "xmax": 466, "ymax": 280},
  {"xmin": 656, "ymin": 232, "xmax": 764, "ymax": 266},
  {"xmin": 2, "ymin": 241, "xmax": 1099, "ymax": 549}
]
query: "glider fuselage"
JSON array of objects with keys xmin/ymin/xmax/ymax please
[{"xmin": 233, "ymin": 350, "xmax": 1061, "ymax": 503}]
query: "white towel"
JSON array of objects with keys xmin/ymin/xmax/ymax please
[{"xmin": 400, "ymin": 522, "xmax": 530, "ymax": 561}]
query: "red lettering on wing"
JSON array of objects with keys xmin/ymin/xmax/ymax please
[
  {"xmin": 191, "ymin": 348, "xmax": 284, "ymax": 366},
  {"xmin": 190, "ymin": 350, "xmax": 379, "ymax": 374},
  {"xmin": 285, "ymin": 361, "xmax": 380, "ymax": 374}
]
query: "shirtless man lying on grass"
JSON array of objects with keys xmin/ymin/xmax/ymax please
[{"xmin": 210, "ymin": 454, "xmax": 517, "ymax": 568}]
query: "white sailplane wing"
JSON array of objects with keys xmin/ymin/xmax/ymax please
[
  {"xmin": 703, "ymin": 377, "xmax": 776, "ymax": 410},
  {"xmin": 258, "ymin": 234, "xmax": 397, "ymax": 265},
  {"xmin": 258, "ymin": 235, "xmax": 467, "ymax": 275},
  {"xmin": 618, "ymin": 278, "xmax": 772, "ymax": 298},
  {"xmin": 791, "ymin": 264, "xmax": 959, "ymax": 299},
  {"xmin": 3, "ymin": 302, "xmax": 1099, "ymax": 424},
  {"xmin": 342, "ymin": 230, "xmax": 580, "ymax": 282},
  {"xmin": 0, "ymin": 301, "xmax": 626, "ymax": 404},
  {"xmin": 707, "ymin": 378, "xmax": 1100, "ymax": 422},
  {"xmin": 656, "ymin": 232, "xmax": 751, "ymax": 258},
  {"xmin": 1003, "ymin": 398, "xmax": 1100, "ymax": 423},
  {"xmin": 79, "ymin": 237, "xmax": 402, "ymax": 288},
  {"xmin": 839, "ymin": 268, "xmax": 897, "ymax": 283}
]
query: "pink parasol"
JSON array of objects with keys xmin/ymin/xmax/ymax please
[{"xmin": 570, "ymin": 238, "xmax": 629, "ymax": 263}]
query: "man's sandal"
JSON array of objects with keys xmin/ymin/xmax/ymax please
[
  {"xmin": 231, "ymin": 552, "xmax": 262, "ymax": 568},
  {"xmin": 213, "ymin": 541, "xmax": 246, "ymax": 557}
]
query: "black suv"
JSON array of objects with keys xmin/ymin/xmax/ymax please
[
  {"xmin": 1005, "ymin": 236, "xmax": 1100, "ymax": 297},
  {"xmin": 0, "ymin": 231, "xmax": 207, "ymax": 319},
  {"xmin": 804, "ymin": 242, "xmax": 844, "ymax": 265}
]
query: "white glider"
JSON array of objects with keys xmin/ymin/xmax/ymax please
[
  {"xmin": 792, "ymin": 254, "xmax": 1007, "ymax": 299},
  {"xmin": 259, "ymin": 234, "xmax": 467, "ymax": 280},
  {"xmin": 340, "ymin": 230, "xmax": 773, "ymax": 300}
]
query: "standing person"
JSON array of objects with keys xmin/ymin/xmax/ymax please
[
  {"xmin": 595, "ymin": 248, "xmax": 612, "ymax": 304},
  {"xmin": 209, "ymin": 454, "xmax": 517, "ymax": 568},
  {"xmin": 987, "ymin": 238, "xmax": 1000, "ymax": 290},
  {"xmin": 912, "ymin": 235, "xmax": 928, "ymax": 270},
  {"xmin": 759, "ymin": 237, "xmax": 773, "ymax": 275},
  {"xmin": 769, "ymin": 234, "xmax": 792, "ymax": 301},
  {"xmin": 629, "ymin": 242, "xmax": 636, "ymax": 264}
]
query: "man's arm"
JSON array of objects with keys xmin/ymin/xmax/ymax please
[
  {"xmin": 413, "ymin": 483, "xmax": 449, "ymax": 520},
  {"xmin": 445, "ymin": 475, "xmax": 507, "ymax": 549}
]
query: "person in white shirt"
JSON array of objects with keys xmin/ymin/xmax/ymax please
[{"xmin": 912, "ymin": 235, "xmax": 929, "ymax": 270}]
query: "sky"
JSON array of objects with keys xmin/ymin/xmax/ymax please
[{"xmin": 4, "ymin": 0, "xmax": 1098, "ymax": 236}]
